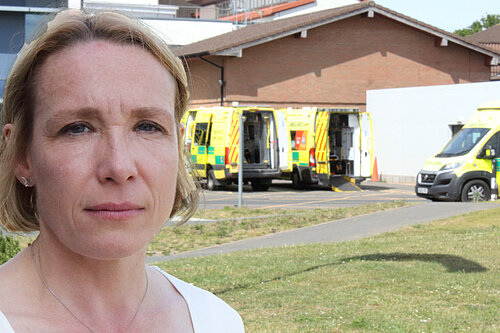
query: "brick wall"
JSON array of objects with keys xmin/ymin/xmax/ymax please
[
  {"xmin": 478, "ymin": 43, "xmax": 500, "ymax": 78},
  {"xmin": 187, "ymin": 14, "xmax": 492, "ymax": 108}
]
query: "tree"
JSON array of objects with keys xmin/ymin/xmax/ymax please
[
  {"xmin": 0, "ymin": 235, "xmax": 21, "ymax": 265},
  {"xmin": 454, "ymin": 14, "xmax": 500, "ymax": 37}
]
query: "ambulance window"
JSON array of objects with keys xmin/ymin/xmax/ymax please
[
  {"xmin": 291, "ymin": 131, "xmax": 307, "ymax": 150},
  {"xmin": 194, "ymin": 123, "xmax": 208, "ymax": 146},
  {"xmin": 484, "ymin": 132, "xmax": 500, "ymax": 152},
  {"xmin": 437, "ymin": 128, "xmax": 489, "ymax": 157}
]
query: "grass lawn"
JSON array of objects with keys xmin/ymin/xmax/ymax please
[
  {"xmin": 148, "ymin": 201, "xmax": 411, "ymax": 256},
  {"xmin": 12, "ymin": 201, "xmax": 411, "ymax": 253},
  {"xmin": 154, "ymin": 206, "xmax": 500, "ymax": 332}
]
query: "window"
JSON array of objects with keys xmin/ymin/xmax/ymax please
[
  {"xmin": 194, "ymin": 123, "xmax": 208, "ymax": 146},
  {"xmin": 436, "ymin": 128, "xmax": 490, "ymax": 157},
  {"xmin": 25, "ymin": 13, "xmax": 45, "ymax": 42},
  {"xmin": 290, "ymin": 130, "xmax": 307, "ymax": 150},
  {"xmin": 483, "ymin": 131, "xmax": 500, "ymax": 153}
]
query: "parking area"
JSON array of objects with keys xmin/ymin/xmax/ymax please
[{"xmin": 197, "ymin": 180, "xmax": 425, "ymax": 210}]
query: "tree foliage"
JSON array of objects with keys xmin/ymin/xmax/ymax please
[
  {"xmin": 0, "ymin": 235, "xmax": 21, "ymax": 265},
  {"xmin": 454, "ymin": 14, "xmax": 500, "ymax": 36}
]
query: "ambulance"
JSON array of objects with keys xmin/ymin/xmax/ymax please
[
  {"xmin": 182, "ymin": 106, "xmax": 289, "ymax": 191},
  {"xmin": 280, "ymin": 107, "xmax": 373, "ymax": 191},
  {"xmin": 416, "ymin": 100, "xmax": 500, "ymax": 201}
]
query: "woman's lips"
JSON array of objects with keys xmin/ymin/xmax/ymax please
[{"xmin": 84, "ymin": 202, "xmax": 144, "ymax": 220}]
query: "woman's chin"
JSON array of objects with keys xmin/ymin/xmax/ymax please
[{"xmin": 68, "ymin": 235, "xmax": 150, "ymax": 261}]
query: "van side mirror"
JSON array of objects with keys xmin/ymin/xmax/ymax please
[{"xmin": 478, "ymin": 145, "xmax": 496, "ymax": 159}]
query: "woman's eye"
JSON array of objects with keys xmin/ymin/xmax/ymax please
[
  {"xmin": 135, "ymin": 122, "xmax": 163, "ymax": 133},
  {"xmin": 61, "ymin": 123, "xmax": 91, "ymax": 135}
]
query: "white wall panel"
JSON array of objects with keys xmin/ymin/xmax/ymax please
[{"xmin": 367, "ymin": 81, "xmax": 500, "ymax": 182}]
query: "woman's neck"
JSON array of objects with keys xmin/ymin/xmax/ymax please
[{"xmin": 31, "ymin": 230, "xmax": 149, "ymax": 331}]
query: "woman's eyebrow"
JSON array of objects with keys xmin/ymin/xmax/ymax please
[
  {"xmin": 131, "ymin": 107, "xmax": 175, "ymax": 126},
  {"xmin": 44, "ymin": 107, "xmax": 101, "ymax": 133},
  {"xmin": 131, "ymin": 107, "xmax": 173, "ymax": 119}
]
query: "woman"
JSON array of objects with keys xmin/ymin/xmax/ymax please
[{"xmin": 0, "ymin": 10, "xmax": 244, "ymax": 332}]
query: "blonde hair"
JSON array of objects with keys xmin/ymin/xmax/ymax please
[{"xmin": 0, "ymin": 10, "xmax": 199, "ymax": 232}]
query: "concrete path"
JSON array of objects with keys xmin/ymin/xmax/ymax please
[{"xmin": 147, "ymin": 201, "xmax": 499, "ymax": 263}]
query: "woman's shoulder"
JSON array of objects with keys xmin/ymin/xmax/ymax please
[
  {"xmin": 152, "ymin": 266, "xmax": 245, "ymax": 333},
  {"xmin": 0, "ymin": 251, "xmax": 39, "ymax": 332},
  {"xmin": 0, "ymin": 251, "xmax": 31, "ymax": 306}
]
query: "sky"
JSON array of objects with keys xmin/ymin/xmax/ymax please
[{"xmin": 374, "ymin": 0, "xmax": 500, "ymax": 33}]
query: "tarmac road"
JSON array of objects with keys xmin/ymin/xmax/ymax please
[{"xmin": 197, "ymin": 180, "xmax": 425, "ymax": 210}]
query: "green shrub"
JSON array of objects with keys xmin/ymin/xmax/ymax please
[{"xmin": 0, "ymin": 235, "xmax": 21, "ymax": 265}]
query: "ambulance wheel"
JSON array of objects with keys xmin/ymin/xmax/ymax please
[
  {"xmin": 292, "ymin": 170, "xmax": 304, "ymax": 190},
  {"xmin": 207, "ymin": 169, "xmax": 220, "ymax": 191},
  {"xmin": 461, "ymin": 180, "xmax": 490, "ymax": 202}
]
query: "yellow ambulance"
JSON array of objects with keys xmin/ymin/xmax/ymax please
[
  {"xmin": 416, "ymin": 100, "xmax": 500, "ymax": 201},
  {"xmin": 281, "ymin": 107, "xmax": 373, "ymax": 190},
  {"xmin": 182, "ymin": 106, "xmax": 289, "ymax": 191},
  {"xmin": 415, "ymin": 100, "xmax": 500, "ymax": 201}
]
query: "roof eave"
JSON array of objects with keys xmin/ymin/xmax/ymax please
[
  {"xmin": 179, "ymin": 51, "xmax": 210, "ymax": 59},
  {"xmin": 210, "ymin": 6, "xmax": 371, "ymax": 57}
]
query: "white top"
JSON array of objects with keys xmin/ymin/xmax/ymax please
[{"xmin": 0, "ymin": 266, "xmax": 244, "ymax": 333}]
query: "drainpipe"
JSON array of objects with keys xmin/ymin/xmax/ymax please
[{"xmin": 199, "ymin": 56, "xmax": 225, "ymax": 106}]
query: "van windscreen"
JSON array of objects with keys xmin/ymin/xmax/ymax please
[{"xmin": 436, "ymin": 128, "xmax": 490, "ymax": 157}]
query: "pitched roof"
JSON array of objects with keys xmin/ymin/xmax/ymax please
[
  {"xmin": 173, "ymin": 0, "xmax": 500, "ymax": 63},
  {"xmin": 466, "ymin": 24, "xmax": 500, "ymax": 44}
]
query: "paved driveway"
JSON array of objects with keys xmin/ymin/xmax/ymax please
[{"xmin": 197, "ymin": 180, "xmax": 424, "ymax": 210}]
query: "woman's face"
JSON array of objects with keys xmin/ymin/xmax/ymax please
[{"xmin": 21, "ymin": 40, "xmax": 179, "ymax": 259}]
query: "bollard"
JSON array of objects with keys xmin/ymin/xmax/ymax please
[
  {"xmin": 491, "ymin": 177, "xmax": 498, "ymax": 201},
  {"xmin": 491, "ymin": 158, "xmax": 498, "ymax": 201}
]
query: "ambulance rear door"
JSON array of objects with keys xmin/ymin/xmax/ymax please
[
  {"xmin": 360, "ymin": 112, "xmax": 373, "ymax": 178},
  {"xmin": 227, "ymin": 110, "xmax": 240, "ymax": 174},
  {"xmin": 192, "ymin": 113, "xmax": 212, "ymax": 178},
  {"xmin": 314, "ymin": 109, "xmax": 330, "ymax": 176},
  {"xmin": 275, "ymin": 109, "xmax": 290, "ymax": 172}
]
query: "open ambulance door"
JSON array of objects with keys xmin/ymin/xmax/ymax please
[
  {"xmin": 275, "ymin": 110, "xmax": 290, "ymax": 172},
  {"xmin": 227, "ymin": 111, "xmax": 240, "ymax": 174},
  {"xmin": 183, "ymin": 111, "xmax": 196, "ymax": 153},
  {"xmin": 360, "ymin": 112, "xmax": 373, "ymax": 178},
  {"xmin": 192, "ymin": 114, "xmax": 212, "ymax": 178},
  {"xmin": 314, "ymin": 110, "xmax": 330, "ymax": 177},
  {"xmin": 348, "ymin": 114, "xmax": 361, "ymax": 177},
  {"xmin": 263, "ymin": 113, "xmax": 278, "ymax": 170}
]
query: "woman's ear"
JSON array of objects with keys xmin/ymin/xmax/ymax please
[
  {"xmin": 4, "ymin": 124, "xmax": 33, "ymax": 184},
  {"xmin": 3, "ymin": 123, "xmax": 13, "ymax": 142}
]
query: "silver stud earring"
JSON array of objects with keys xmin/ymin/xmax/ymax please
[{"xmin": 21, "ymin": 176, "xmax": 33, "ymax": 187}]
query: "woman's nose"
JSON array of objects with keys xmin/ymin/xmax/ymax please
[{"xmin": 96, "ymin": 132, "xmax": 138, "ymax": 184}]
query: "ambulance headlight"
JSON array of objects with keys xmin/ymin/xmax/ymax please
[{"xmin": 440, "ymin": 162, "xmax": 464, "ymax": 171}]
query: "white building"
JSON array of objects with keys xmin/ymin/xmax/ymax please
[{"xmin": 367, "ymin": 81, "xmax": 500, "ymax": 184}]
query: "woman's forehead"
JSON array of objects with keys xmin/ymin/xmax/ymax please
[
  {"xmin": 36, "ymin": 40, "xmax": 171, "ymax": 85},
  {"xmin": 33, "ymin": 40, "xmax": 176, "ymax": 117}
]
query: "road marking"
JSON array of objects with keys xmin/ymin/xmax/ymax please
[{"xmin": 260, "ymin": 194, "xmax": 362, "ymax": 209}]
